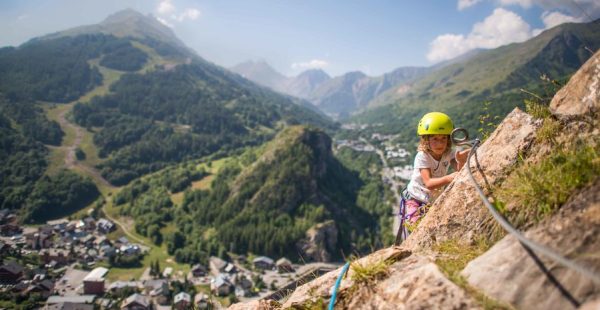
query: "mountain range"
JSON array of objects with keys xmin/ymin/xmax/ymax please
[
  {"xmin": 230, "ymin": 60, "xmax": 430, "ymax": 118},
  {"xmin": 232, "ymin": 19, "xmax": 599, "ymax": 126},
  {"xmin": 351, "ymin": 18, "xmax": 600, "ymax": 147},
  {"xmin": 0, "ymin": 9, "xmax": 336, "ymax": 220},
  {"xmin": 1, "ymin": 7, "xmax": 599, "ymax": 264}
]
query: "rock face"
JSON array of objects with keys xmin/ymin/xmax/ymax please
[
  {"xmin": 403, "ymin": 108, "xmax": 541, "ymax": 250},
  {"xmin": 550, "ymin": 50, "xmax": 600, "ymax": 117},
  {"xmin": 462, "ymin": 179, "xmax": 600, "ymax": 309},
  {"xmin": 296, "ymin": 220, "xmax": 338, "ymax": 262},
  {"xmin": 337, "ymin": 254, "xmax": 479, "ymax": 310},
  {"xmin": 281, "ymin": 246, "xmax": 478, "ymax": 310}
]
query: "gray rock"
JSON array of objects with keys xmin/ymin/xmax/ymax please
[
  {"xmin": 296, "ymin": 220, "xmax": 338, "ymax": 262},
  {"xmin": 461, "ymin": 179, "xmax": 600, "ymax": 310},
  {"xmin": 403, "ymin": 108, "xmax": 541, "ymax": 250},
  {"xmin": 280, "ymin": 246, "xmax": 480, "ymax": 309},
  {"xmin": 338, "ymin": 254, "xmax": 480, "ymax": 310},
  {"xmin": 550, "ymin": 50, "xmax": 600, "ymax": 118}
]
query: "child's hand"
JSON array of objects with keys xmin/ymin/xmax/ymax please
[
  {"xmin": 456, "ymin": 149, "xmax": 470, "ymax": 164},
  {"xmin": 453, "ymin": 149, "xmax": 471, "ymax": 171},
  {"xmin": 446, "ymin": 172, "xmax": 458, "ymax": 183}
]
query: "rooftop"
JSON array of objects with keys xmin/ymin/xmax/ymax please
[{"xmin": 83, "ymin": 267, "xmax": 108, "ymax": 282}]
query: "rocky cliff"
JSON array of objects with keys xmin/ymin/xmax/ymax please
[{"xmin": 230, "ymin": 50, "xmax": 600, "ymax": 310}]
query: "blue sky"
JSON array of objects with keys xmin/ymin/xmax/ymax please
[{"xmin": 1, "ymin": 0, "xmax": 598, "ymax": 77}]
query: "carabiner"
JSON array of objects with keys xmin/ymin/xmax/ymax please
[{"xmin": 451, "ymin": 128, "xmax": 480, "ymax": 146}]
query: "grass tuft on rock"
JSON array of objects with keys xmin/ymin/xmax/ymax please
[
  {"xmin": 350, "ymin": 259, "xmax": 391, "ymax": 286},
  {"xmin": 434, "ymin": 239, "xmax": 513, "ymax": 310},
  {"xmin": 497, "ymin": 139, "xmax": 600, "ymax": 228}
]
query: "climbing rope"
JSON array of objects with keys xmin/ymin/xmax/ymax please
[
  {"xmin": 328, "ymin": 262, "xmax": 350, "ymax": 310},
  {"xmin": 456, "ymin": 128, "xmax": 600, "ymax": 284}
]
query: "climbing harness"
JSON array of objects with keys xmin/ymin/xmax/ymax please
[
  {"xmin": 394, "ymin": 189, "xmax": 427, "ymax": 245},
  {"xmin": 457, "ymin": 127, "xmax": 600, "ymax": 284},
  {"xmin": 328, "ymin": 262, "xmax": 350, "ymax": 310}
]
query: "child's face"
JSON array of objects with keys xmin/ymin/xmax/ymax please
[{"xmin": 428, "ymin": 135, "xmax": 449, "ymax": 157}]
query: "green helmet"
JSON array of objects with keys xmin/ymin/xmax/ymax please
[{"xmin": 417, "ymin": 112, "xmax": 454, "ymax": 135}]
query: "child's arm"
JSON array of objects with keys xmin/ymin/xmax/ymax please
[
  {"xmin": 420, "ymin": 168, "xmax": 456, "ymax": 190},
  {"xmin": 453, "ymin": 149, "xmax": 471, "ymax": 171}
]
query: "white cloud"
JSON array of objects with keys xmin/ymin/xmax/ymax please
[
  {"xmin": 156, "ymin": 0, "xmax": 201, "ymax": 25},
  {"xmin": 156, "ymin": 16, "xmax": 174, "ymax": 28},
  {"xmin": 470, "ymin": 8, "xmax": 532, "ymax": 47},
  {"xmin": 291, "ymin": 59, "xmax": 329, "ymax": 70},
  {"xmin": 541, "ymin": 11, "xmax": 584, "ymax": 28},
  {"xmin": 458, "ymin": 0, "xmax": 482, "ymax": 10},
  {"xmin": 428, "ymin": 8, "xmax": 533, "ymax": 62},
  {"xmin": 175, "ymin": 8, "xmax": 201, "ymax": 22},
  {"xmin": 427, "ymin": 34, "xmax": 471, "ymax": 63},
  {"xmin": 157, "ymin": 0, "xmax": 176, "ymax": 15}
]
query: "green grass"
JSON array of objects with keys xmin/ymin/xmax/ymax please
[
  {"xmin": 131, "ymin": 41, "xmax": 177, "ymax": 74},
  {"xmin": 170, "ymin": 191, "xmax": 185, "ymax": 206},
  {"xmin": 45, "ymin": 147, "xmax": 67, "ymax": 176},
  {"xmin": 496, "ymin": 139, "xmax": 600, "ymax": 228},
  {"xmin": 290, "ymin": 297, "xmax": 326, "ymax": 310},
  {"xmin": 104, "ymin": 192, "xmax": 189, "ymax": 282},
  {"xmin": 434, "ymin": 239, "xmax": 490, "ymax": 282},
  {"xmin": 79, "ymin": 127, "xmax": 104, "ymax": 167},
  {"xmin": 198, "ymin": 157, "xmax": 230, "ymax": 174},
  {"xmin": 350, "ymin": 259, "xmax": 391, "ymax": 285},
  {"xmin": 434, "ymin": 239, "xmax": 512, "ymax": 310},
  {"xmin": 81, "ymin": 59, "xmax": 125, "ymax": 102},
  {"xmin": 536, "ymin": 118, "xmax": 561, "ymax": 143},
  {"xmin": 45, "ymin": 103, "xmax": 77, "ymax": 145},
  {"xmin": 524, "ymin": 99, "xmax": 552, "ymax": 119}
]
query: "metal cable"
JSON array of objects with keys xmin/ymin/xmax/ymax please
[{"xmin": 466, "ymin": 139, "xmax": 600, "ymax": 284}]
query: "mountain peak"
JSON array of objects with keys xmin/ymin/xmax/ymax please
[
  {"xmin": 37, "ymin": 8, "xmax": 187, "ymax": 51},
  {"xmin": 230, "ymin": 60, "xmax": 287, "ymax": 91},
  {"xmin": 101, "ymin": 8, "xmax": 147, "ymax": 24},
  {"xmin": 297, "ymin": 68, "xmax": 331, "ymax": 80}
]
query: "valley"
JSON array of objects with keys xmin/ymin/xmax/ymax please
[{"xmin": 0, "ymin": 6, "xmax": 598, "ymax": 310}]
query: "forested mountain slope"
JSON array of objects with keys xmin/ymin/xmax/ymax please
[
  {"xmin": 113, "ymin": 126, "xmax": 389, "ymax": 264},
  {"xmin": 0, "ymin": 95, "xmax": 99, "ymax": 222},
  {"xmin": 0, "ymin": 9, "xmax": 335, "ymax": 223}
]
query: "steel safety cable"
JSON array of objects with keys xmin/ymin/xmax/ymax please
[{"xmin": 465, "ymin": 139, "xmax": 600, "ymax": 284}]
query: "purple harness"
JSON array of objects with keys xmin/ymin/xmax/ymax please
[{"xmin": 398, "ymin": 189, "xmax": 427, "ymax": 242}]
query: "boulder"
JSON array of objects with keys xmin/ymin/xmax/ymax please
[
  {"xmin": 462, "ymin": 179, "xmax": 600, "ymax": 310},
  {"xmin": 550, "ymin": 50, "xmax": 600, "ymax": 118},
  {"xmin": 403, "ymin": 108, "xmax": 541, "ymax": 250},
  {"xmin": 296, "ymin": 220, "xmax": 338, "ymax": 262},
  {"xmin": 281, "ymin": 246, "xmax": 479, "ymax": 309}
]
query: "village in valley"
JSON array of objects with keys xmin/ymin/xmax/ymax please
[
  {"xmin": 336, "ymin": 125, "xmax": 414, "ymax": 184},
  {"xmin": 0, "ymin": 209, "xmax": 339, "ymax": 309}
]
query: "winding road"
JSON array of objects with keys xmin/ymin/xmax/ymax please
[{"xmin": 359, "ymin": 137, "xmax": 402, "ymax": 236}]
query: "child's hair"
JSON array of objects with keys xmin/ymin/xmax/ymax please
[{"xmin": 417, "ymin": 135, "xmax": 452, "ymax": 155}]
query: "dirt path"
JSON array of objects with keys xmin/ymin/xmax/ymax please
[
  {"xmin": 53, "ymin": 104, "xmax": 147, "ymax": 246},
  {"xmin": 55, "ymin": 107, "xmax": 115, "ymax": 190},
  {"xmin": 57, "ymin": 107, "xmax": 83, "ymax": 169}
]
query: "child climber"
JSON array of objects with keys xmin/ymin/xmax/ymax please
[{"xmin": 398, "ymin": 112, "xmax": 470, "ymax": 240}]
